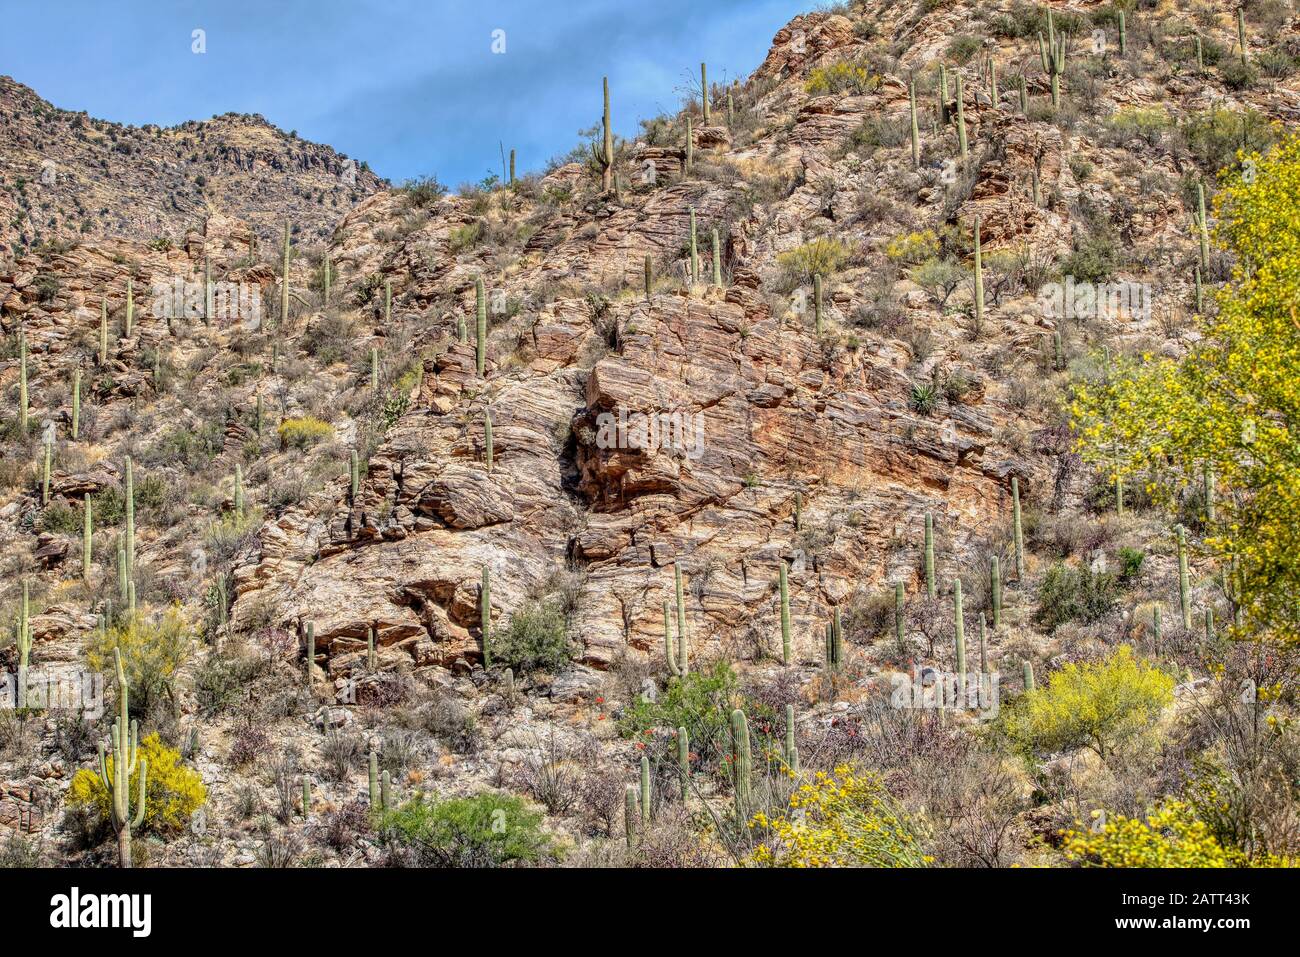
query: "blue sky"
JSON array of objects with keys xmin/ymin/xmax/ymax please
[{"xmin": 0, "ymin": 0, "xmax": 811, "ymax": 186}]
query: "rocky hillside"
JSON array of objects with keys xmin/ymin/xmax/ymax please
[
  {"xmin": 2, "ymin": 0, "xmax": 1299, "ymax": 868},
  {"xmin": 0, "ymin": 75, "xmax": 385, "ymax": 256}
]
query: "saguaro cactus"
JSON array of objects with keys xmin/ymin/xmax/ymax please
[
  {"xmin": 924, "ymin": 512, "xmax": 936, "ymax": 599},
  {"xmin": 125, "ymin": 278, "xmax": 134, "ymax": 339},
  {"xmin": 1023, "ymin": 660, "xmax": 1036, "ymax": 692},
  {"xmin": 475, "ymin": 275, "xmax": 487, "ymax": 376},
  {"xmin": 368, "ymin": 750, "xmax": 379, "ymax": 808},
  {"xmin": 624, "ymin": 785, "xmax": 637, "ymax": 848},
  {"xmin": 323, "ymin": 254, "xmax": 332, "ymax": 304},
  {"xmin": 384, "ymin": 279, "xmax": 392, "ymax": 327},
  {"xmin": 779, "ymin": 561, "xmax": 791, "ymax": 665},
  {"xmin": 825, "ymin": 609, "xmax": 844, "ymax": 670},
  {"xmin": 370, "ymin": 347, "xmax": 379, "ymax": 390},
  {"xmin": 381, "ymin": 770, "xmax": 392, "ymax": 810},
  {"xmin": 908, "ymin": 77, "xmax": 920, "ymax": 168},
  {"xmin": 972, "ymin": 215, "xmax": 984, "ymax": 331},
  {"xmin": 1177, "ymin": 525, "xmax": 1192, "ymax": 629},
  {"xmin": 1204, "ymin": 464, "xmax": 1215, "ymax": 523},
  {"xmin": 663, "ymin": 600, "xmax": 687, "ymax": 677},
  {"xmin": 509, "ymin": 148, "xmax": 516, "ymax": 185},
  {"xmin": 17, "ymin": 328, "xmax": 28, "ymax": 435},
  {"xmin": 304, "ymin": 622, "xmax": 315, "ymax": 686},
  {"xmin": 689, "ymin": 208, "xmax": 699, "ymax": 284},
  {"xmin": 367, "ymin": 626, "xmax": 377, "ymax": 670},
  {"xmin": 83, "ymin": 497, "xmax": 93, "ymax": 580},
  {"xmin": 894, "ymin": 582, "xmax": 905, "ymax": 645},
  {"xmin": 301, "ymin": 777, "xmax": 312, "ymax": 818},
  {"xmin": 16, "ymin": 581, "xmax": 31, "ymax": 671},
  {"xmin": 350, "ymin": 449, "xmax": 360, "ymax": 504},
  {"xmin": 784, "ymin": 703, "xmax": 800, "ymax": 772},
  {"xmin": 673, "ymin": 561, "xmax": 688, "ymax": 676},
  {"xmin": 594, "ymin": 76, "xmax": 614, "ymax": 192},
  {"xmin": 99, "ymin": 648, "xmax": 147, "ymax": 868},
  {"xmin": 1195, "ymin": 35, "xmax": 1204, "ymax": 74},
  {"xmin": 990, "ymin": 555, "xmax": 1001, "ymax": 629},
  {"xmin": 1194, "ymin": 267, "xmax": 1204, "ymax": 313},
  {"xmin": 953, "ymin": 580, "xmax": 966, "ymax": 678},
  {"xmin": 813, "ymin": 273, "xmax": 823, "ymax": 334},
  {"xmin": 280, "ymin": 221, "xmax": 291, "ymax": 328},
  {"xmin": 731, "ymin": 709, "xmax": 751, "ymax": 816},
  {"xmin": 99, "ymin": 300, "xmax": 109, "ymax": 365},
  {"xmin": 1012, "ymin": 477, "xmax": 1025, "ymax": 580},
  {"xmin": 481, "ymin": 566, "xmax": 492, "ymax": 667},
  {"xmin": 1119, "ymin": 11, "xmax": 1127, "ymax": 55},
  {"xmin": 1018, "ymin": 73, "xmax": 1028, "ymax": 113},
  {"xmin": 1237, "ymin": 8, "xmax": 1248, "ymax": 66},
  {"xmin": 711, "ymin": 228, "xmax": 722, "ymax": 287},
  {"xmin": 71, "ymin": 369, "xmax": 81, "ymax": 441},
  {"xmin": 484, "ymin": 408, "xmax": 494, "ymax": 472},
  {"xmin": 938, "ymin": 63, "xmax": 950, "ymax": 124},
  {"xmin": 677, "ymin": 727, "xmax": 690, "ymax": 800},
  {"xmin": 124, "ymin": 456, "xmax": 135, "ymax": 581},
  {"xmin": 41, "ymin": 438, "xmax": 51, "ymax": 505},
  {"xmin": 955, "ymin": 73, "xmax": 968, "ymax": 158},
  {"xmin": 1196, "ymin": 182, "xmax": 1210, "ymax": 273},
  {"xmin": 978, "ymin": 613, "xmax": 988, "ymax": 673},
  {"xmin": 987, "ymin": 56, "xmax": 998, "ymax": 104},
  {"xmin": 700, "ymin": 62, "xmax": 710, "ymax": 123},
  {"xmin": 639, "ymin": 756, "xmax": 651, "ymax": 828}
]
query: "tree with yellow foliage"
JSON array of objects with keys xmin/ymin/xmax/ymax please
[
  {"xmin": 1071, "ymin": 133, "xmax": 1300, "ymax": 646},
  {"xmin": 1005, "ymin": 646, "xmax": 1175, "ymax": 761},
  {"xmin": 1063, "ymin": 801, "xmax": 1295, "ymax": 868}
]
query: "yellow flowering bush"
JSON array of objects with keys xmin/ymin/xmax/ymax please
[
  {"xmin": 1071, "ymin": 133, "xmax": 1300, "ymax": 645},
  {"xmin": 278, "ymin": 415, "xmax": 333, "ymax": 449},
  {"xmin": 746, "ymin": 765, "xmax": 929, "ymax": 867},
  {"xmin": 885, "ymin": 229, "xmax": 940, "ymax": 266},
  {"xmin": 805, "ymin": 61, "xmax": 880, "ymax": 95},
  {"xmin": 1005, "ymin": 646, "xmax": 1174, "ymax": 761},
  {"xmin": 1062, "ymin": 801, "xmax": 1296, "ymax": 868},
  {"xmin": 86, "ymin": 607, "xmax": 193, "ymax": 718},
  {"xmin": 67, "ymin": 733, "xmax": 206, "ymax": 836},
  {"xmin": 777, "ymin": 237, "xmax": 851, "ymax": 285}
]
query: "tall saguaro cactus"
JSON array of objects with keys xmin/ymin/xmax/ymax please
[
  {"xmin": 280, "ymin": 221, "xmax": 291, "ymax": 328},
  {"xmin": 677, "ymin": 727, "xmax": 690, "ymax": 800},
  {"xmin": 813, "ymin": 274, "xmax": 824, "ymax": 335},
  {"xmin": 990, "ymin": 555, "xmax": 1002, "ymax": 629},
  {"xmin": 731, "ymin": 709, "xmax": 751, "ymax": 817},
  {"xmin": 71, "ymin": 368, "xmax": 81, "ymax": 441},
  {"xmin": 17, "ymin": 328, "xmax": 28, "ymax": 435},
  {"xmin": 953, "ymin": 580, "xmax": 966, "ymax": 678},
  {"xmin": 700, "ymin": 63, "xmax": 710, "ymax": 123},
  {"xmin": 484, "ymin": 408, "xmax": 494, "ymax": 472},
  {"xmin": 124, "ymin": 456, "xmax": 135, "ymax": 581},
  {"xmin": 99, "ymin": 648, "xmax": 147, "ymax": 868},
  {"xmin": 16, "ymin": 581, "xmax": 31, "ymax": 671},
  {"xmin": 711, "ymin": 228, "xmax": 722, "ymax": 287},
  {"xmin": 779, "ymin": 561, "xmax": 791, "ymax": 665},
  {"xmin": 955, "ymin": 73, "xmax": 968, "ymax": 158},
  {"xmin": 304, "ymin": 622, "xmax": 315, "ymax": 686},
  {"xmin": 1237, "ymin": 8, "xmax": 1248, "ymax": 66},
  {"xmin": 639, "ymin": 756, "xmax": 651, "ymax": 828},
  {"xmin": 475, "ymin": 276, "xmax": 488, "ymax": 377},
  {"xmin": 595, "ymin": 76, "xmax": 614, "ymax": 193},
  {"xmin": 83, "ymin": 497, "xmax": 94, "ymax": 580},
  {"xmin": 1039, "ymin": 13, "xmax": 1066, "ymax": 108},
  {"xmin": 672, "ymin": 562, "xmax": 689, "ymax": 676},
  {"xmin": 99, "ymin": 300, "xmax": 109, "ymax": 366},
  {"xmin": 124, "ymin": 278, "xmax": 134, "ymax": 339},
  {"xmin": 1176, "ymin": 526, "xmax": 1192, "ymax": 629},
  {"xmin": 784, "ymin": 704, "xmax": 800, "ymax": 772},
  {"xmin": 908, "ymin": 76, "xmax": 920, "ymax": 168},
  {"xmin": 1196, "ymin": 182, "xmax": 1210, "ymax": 273},
  {"xmin": 689, "ymin": 209, "xmax": 699, "ymax": 284},
  {"xmin": 924, "ymin": 511, "xmax": 936, "ymax": 599},
  {"xmin": 1012, "ymin": 477, "xmax": 1025, "ymax": 580}
]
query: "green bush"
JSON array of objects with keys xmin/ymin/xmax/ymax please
[
  {"xmin": 378, "ymin": 792, "xmax": 555, "ymax": 867},
  {"xmin": 619, "ymin": 660, "xmax": 737, "ymax": 773},
  {"xmin": 1219, "ymin": 59, "xmax": 1258, "ymax": 90},
  {"xmin": 494, "ymin": 600, "xmax": 572, "ymax": 675},
  {"xmin": 1182, "ymin": 108, "xmax": 1278, "ymax": 174},
  {"xmin": 1117, "ymin": 547, "xmax": 1145, "ymax": 585},
  {"xmin": 1034, "ymin": 563, "xmax": 1118, "ymax": 631},
  {"xmin": 1060, "ymin": 232, "xmax": 1119, "ymax": 284}
]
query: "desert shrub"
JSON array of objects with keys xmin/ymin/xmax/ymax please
[
  {"xmin": 1005, "ymin": 646, "xmax": 1174, "ymax": 760},
  {"xmin": 910, "ymin": 257, "xmax": 963, "ymax": 305},
  {"xmin": 1104, "ymin": 106, "xmax": 1171, "ymax": 147},
  {"xmin": 776, "ymin": 237, "xmax": 850, "ymax": 289},
  {"xmin": 1117, "ymin": 546, "xmax": 1145, "ymax": 585},
  {"xmin": 1034, "ymin": 562, "xmax": 1118, "ymax": 630},
  {"xmin": 885, "ymin": 229, "xmax": 940, "ymax": 266},
  {"xmin": 1181, "ymin": 108, "xmax": 1278, "ymax": 174},
  {"xmin": 86, "ymin": 607, "xmax": 193, "ymax": 719},
  {"xmin": 1059, "ymin": 232, "xmax": 1119, "ymax": 284},
  {"xmin": 1219, "ymin": 58, "xmax": 1258, "ymax": 90},
  {"xmin": 278, "ymin": 416, "xmax": 333, "ymax": 449},
  {"xmin": 746, "ymin": 764, "xmax": 928, "ymax": 867},
  {"xmin": 805, "ymin": 60, "xmax": 879, "ymax": 95},
  {"xmin": 619, "ymin": 660, "xmax": 737, "ymax": 773},
  {"xmin": 379, "ymin": 792, "xmax": 555, "ymax": 867},
  {"xmin": 493, "ymin": 600, "xmax": 572, "ymax": 675},
  {"xmin": 1062, "ymin": 801, "xmax": 1294, "ymax": 867},
  {"xmin": 946, "ymin": 34, "xmax": 983, "ymax": 64},
  {"xmin": 447, "ymin": 221, "xmax": 482, "ymax": 254},
  {"xmin": 397, "ymin": 175, "xmax": 447, "ymax": 208},
  {"xmin": 66, "ymin": 732, "xmax": 206, "ymax": 836}
]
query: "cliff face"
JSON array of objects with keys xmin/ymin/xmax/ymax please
[
  {"xmin": 0, "ymin": 75, "xmax": 384, "ymax": 255},
  {"xmin": 2, "ymin": 0, "xmax": 1298, "ymax": 865}
]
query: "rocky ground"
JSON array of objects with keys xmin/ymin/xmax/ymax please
[{"xmin": 2, "ymin": 0, "xmax": 1298, "ymax": 867}]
